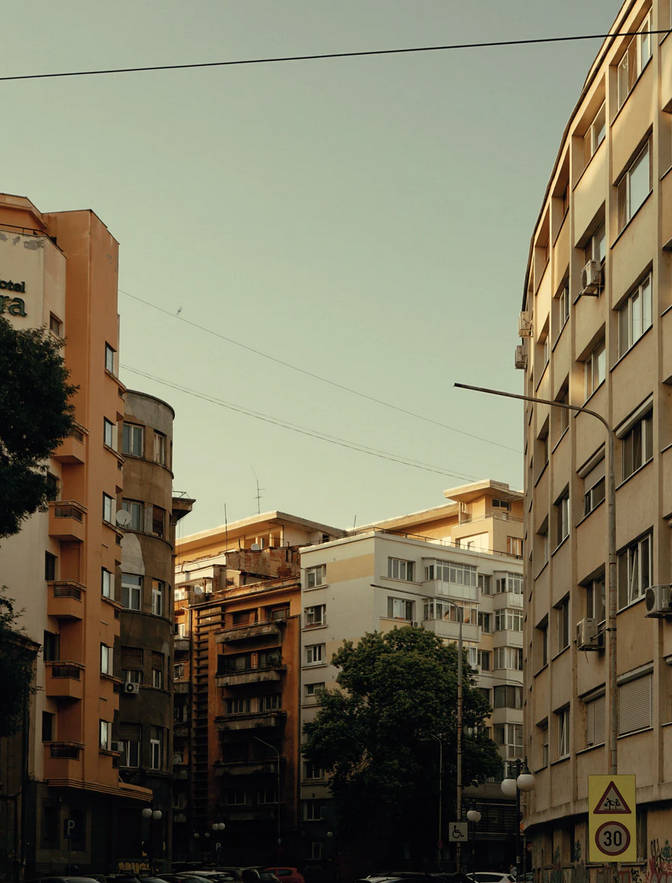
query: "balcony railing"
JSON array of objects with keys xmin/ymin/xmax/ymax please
[
  {"xmin": 45, "ymin": 661, "xmax": 84, "ymax": 700},
  {"xmin": 216, "ymin": 622, "xmax": 282, "ymax": 644},
  {"xmin": 49, "ymin": 501, "xmax": 86, "ymax": 542},
  {"xmin": 53, "ymin": 424, "xmax": 86, "ymax": 464},
  {"xmin": 215, "ymin": 710, "xmax": 286, "ymax": 732},
  {"xmin": 47, "ymin": 580, "xmax": 85, "ymax": 620},
  {"xmin": 216, "ymin": 664, "xmax": 286, "ymax": 687}
]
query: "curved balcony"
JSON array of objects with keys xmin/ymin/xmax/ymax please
[
  {"xmin": 52, "ymin": 424, "xmax": 86, "ymax": 465},
  {"xmin": 49, "ymin": 501, "xmax": 86, "ymax": 543},
  {"xmin": 44, "ymin": 741, "xmax": 83, "ymax": 780},
  {"xmin": 45, "ymin": 661, "xmax": 84, "ymax": 700},
  {"xmin": 47, "ymin": 580, "xmax": 85, "ymax": 620}
]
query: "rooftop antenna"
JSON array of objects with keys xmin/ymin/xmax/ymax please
[
  {"xmin": 224, "ymin": 503, "xmax": 229, "ymax": 552},
  {"xmin": 353, "ymin": 514, "xmax": 357, "ymax": 529},
  {"xmin": 252, "ymin": 468, "xmax": 263, "ymax": 515}
]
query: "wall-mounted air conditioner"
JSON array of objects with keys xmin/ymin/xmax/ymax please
[
  {"xmin": 514, "ymin": 345, "xmax": 528, "ymax": 370},
  {"xmin": 124, "ymin": 681, "xmax": 140, "ymax": 695},
  {"xmin": 580, "ymin": 261, "xmax": 601, "ymax": 296},
  {"xmin": 518, "ymin": 311, "xmax": 533, "ymax": 338},
  {"xmin": 576, "ymin": 617, "xmax": 603, "ymax": 650},
  {"xmin": 645, "ymin": 585, "xmax": 672, "ymax": 617}
]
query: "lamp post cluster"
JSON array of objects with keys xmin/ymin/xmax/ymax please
[
  {"xmin": 501, "ymin": 763, "xmax": 535, "ymax": 879},
  {"xmin": 140, "ymin": 807, "xmax": 164, "ymax": 869}
]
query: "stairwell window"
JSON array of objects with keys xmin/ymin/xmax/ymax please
[
  {"xmin": 388, "ymin": 557, "xmax": 415, "ymax": 581},
  {"xmin": 618, "ymin": 141, "xmax": 652, "ymax": 231},
  {"xmin": 617, "ymin": 12, "xmax": 652, "ymax": 110},
  {"xmin": 618, "ymin": 273, "xmax": 652, "ymax": 356},
  {"xmin": 617, "ymin": 532, "xmax": 652, "ymax": 608}
]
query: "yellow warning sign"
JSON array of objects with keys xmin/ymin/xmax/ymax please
[{"xmin": 589, "ymin": 775, "xmax": 636, "ymax": 863}]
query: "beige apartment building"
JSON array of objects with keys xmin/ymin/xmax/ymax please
[{"xmin": 518, "ymin": 0, "xmax": 672, "ymax": 874}]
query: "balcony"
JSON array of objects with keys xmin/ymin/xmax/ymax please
[
  {"xmin": 424, "ymin": 579, "xmax": 478, "ymax": 603},
  {"xmin": 174, "ymin": 637, "xmax": 190, "ymax": 653},
  {"xmin": 49, "ymin": 501, "xmax": 86, "ymax": 543},
  {"xmin": 422, "ymin": 618, "xmax": 480, "ymax": 643},
  {"xmin": 44, "ymin": 741, "xmax": 83, "ymax": 780},
  {"xmin": 52, "ymin": 424, "xmax": 86, "ymax": 465},
  {"xmin": 47, "ymin": 580, "xmax": 85, "ymax": 620},
  {"xmin": 214, "ymin": 759, "xmax": 277, "ymax": 777},
  {"xmin": 45, "ymin": 661, "xmax": 84, "ymax": 700},
  {"xmin": 215, "ymin": 711, "xmax": 286, "ymax": 732},
  {"xmin": 216, "ymin": 622, "xmax": 281, "ymax": 644},
  {"xmin": 216, "ymin": 665, "xmax": 286, "ymax": 687},
  {"xmin": 174, "ymin": 681, "xmax": 190, "ymax": 694}
]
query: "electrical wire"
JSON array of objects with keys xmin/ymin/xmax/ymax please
[
  {"xmin": 118, "ymin": 289, "xmax": 521, "ymax": 455},
  {"xmin": 121, "ymin": 362, "xmax": 479, "ymax": 481},
  {"xmin": 0, "ymin": 29, "xmax": 669, "ymax": 82}
]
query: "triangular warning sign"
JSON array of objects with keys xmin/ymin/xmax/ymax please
[{"xmin": 594, "ymin": 781, "xmax": 631, "ymax": 814}]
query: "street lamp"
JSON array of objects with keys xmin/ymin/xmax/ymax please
[
  {"xmin": 466, "ymin": 810, "xmax": 481, "ymax": 875},
  {"xmin": 140, "ymin": 808, "xmax": 163, "ymax": 869},
  {"xmin": 212, "ymin": 823, "xmax": 225, "ymax": 864},
  {"xmin": 455, "ymin": 382, "xmax": 618, "ymax": 776},
  {"xmin": 501, "ymin": 763, "xmax": 535, "ymax": 878}
]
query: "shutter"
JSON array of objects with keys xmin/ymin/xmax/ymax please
[
  {"xmin": 618, "ymin": 674, "xmax": 652, "ymax": 734},
  {"xmin": 585, "ymin": 458, "xmax": 605, "ymax": 489},
  {"xmin": 585, "ymin": 694, "xmax": 605, "ymax": 746}
]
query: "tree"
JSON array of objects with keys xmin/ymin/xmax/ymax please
[
  {"xmin": 0, "ymin": 592, "xmax": 38, "ymax": 736},
  {"xmin": 0, "ymin": 315, "xmax": 76, "ymax": 538},
  {"xmin": 303, "ymin": 626, "xmax": 502, "ymax": 868}
]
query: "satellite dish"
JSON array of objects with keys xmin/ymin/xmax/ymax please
[{"xmin": 116, "ymin": 509, "xmax": 132, "ymax": 527}]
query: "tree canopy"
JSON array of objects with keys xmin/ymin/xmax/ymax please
[
  {"xmin": 0, "ymin": 315, "xmax": 76, "ymax": 538},
  {"xmin": 303, "ymin": 626, "xmax": 502, "ymax": 867}
]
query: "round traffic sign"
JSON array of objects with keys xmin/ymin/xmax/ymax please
[{"xmin": 595, "ymin": 821, "xmax": 631, "ymax": 856}]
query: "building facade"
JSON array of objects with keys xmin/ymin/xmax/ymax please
[{"xmin": 519, "ymin": 0, "xmax": 672, "ymax": 874}]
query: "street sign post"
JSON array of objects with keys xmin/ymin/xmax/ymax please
[
  {"xmin": 448, "ymin": 822, "xmax": 468, "ymax": 842},
  {"xmin": 589, "ymin": 775, "xmax": 636, "ymax": 863}
]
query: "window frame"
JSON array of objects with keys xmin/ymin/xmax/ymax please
[
  {"xmin": 104, "ymin": 343, "xmax": 116, "ymax": 374},
  {"xmin": 305, "ymin": 643, "xmax": 325, "ymax": 666},
  {"xmin": 99, "ymin": 719, "xmax": 111, "ymax": 751},
  {"xmin": 153, "ymin": 430, "xmax": 167, "ymax": 466},
  {"xmin": 103, "ymin": 418, "xmax": 116, "ymax": 450},
  {"xmin": 617, "ymin": 140, "xmax": 652, "ymax": 231},
  {"xmin": 621, "ymin": 409, "xmax": 653, "ymax": 481},
  {"xmin": 121, "ymin": 572, "xmax": 143, "ymax": 611},
  {"xmin": 100, "ymin": 643, "xmax": 113, "ymax": 676},
  {"xmin": 618, "ymin": 272, "xmax": 652, "ymax": 357},
  {"xmin": 617, "ymin": 12, "xmax": 653, "ymax": 111},
  {"xmin": 304, "ymin": 604, "xmax": 326, "ymax": 627},
  {"xmin": 122, "ymin": 422, "xmax": 144, "ymax": 457},
  {"xmin": 102, "ymin": 492, "xmax": 115, "ymax": 525},
  {"xmin": 121, "ymin": 498, "xmax": 144, "ymax": 531},
  {"xmin": 388, "ymin": 557, "xmax": 416, "ymax": 582},
  {"xmin": 617, "ymin": 531, "xmax": 652, "ymax": 609},
  {"xmin": 585, "ymin": 338, "xmax": 606, "ymax": 398},
  {"xmin": 151, "ymin": 579, "xmax": 165, "ymax": 617},
  {"xmin": 306, "ymin": 564, "xmax": 326, "ymax": 589}
]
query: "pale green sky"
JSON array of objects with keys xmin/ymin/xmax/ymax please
[{"xmin": 3, "ymin": 1, "xmax": 622, "ymax": 534}]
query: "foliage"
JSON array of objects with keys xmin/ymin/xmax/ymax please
[
  {"xmin": 0, "ymin": 315, "xmax": 76, "ymax": 538},
  {"xmin": 303, "ymin": 626, "xmax": 502, "ymax": 866},
  {"xmin": 0, "ymin": 590, "xmax": 36, "ymax": 737}
]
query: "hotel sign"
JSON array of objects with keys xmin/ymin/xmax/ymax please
[{"xmin": 0, "ymin": 279, "xmax": 27, "ymax": 316}]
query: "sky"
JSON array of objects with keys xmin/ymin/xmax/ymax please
[{"xmin": 3, "ymin": 0, "xmax": 622, "ymax": 536}]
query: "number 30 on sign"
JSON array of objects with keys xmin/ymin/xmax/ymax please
[
  {"xmin": 595, "ymin": 822, "xmax": 630, "ymax": 856},
  {"xmin": 588, "ymin": 775, "xmax": 636, "ymax": 863}
]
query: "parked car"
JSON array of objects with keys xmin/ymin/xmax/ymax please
[
  {"xmin": 467, "ymin": 874, "xmax": 516, "ymax": 883},
  {"xmin": 36, "ymin": 878, "xmax": 102, "ymax": 883},
  {"xmin": 264, "ymin": 870, "xmax": 304, "ymax": 883}
]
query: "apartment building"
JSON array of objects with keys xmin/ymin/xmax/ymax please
[
  {"xmin": 299, "ymin": 481, "xmax": 525, "ymax": 864},
  {"xmin": 518, "ymin": 0, "xmax": 672, "ymax": 873},
  {"xmin": 173, "ymin": 513, "xmax": 343, "ymax": 863}
]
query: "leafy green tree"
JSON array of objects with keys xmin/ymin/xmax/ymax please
[
  {"xmin": 0, "ymin": 592, "xmax": 38, "ymax": 736},
  {"xmin": 303, "ymin": 626, "xmax": 502, "ymax": 867},
  {"xmin": 0, "ymin": 315, "xmax": 76, "ymax": 538}
]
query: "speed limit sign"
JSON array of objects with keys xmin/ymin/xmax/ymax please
[{"xmin": 595, "ymin": 821, "xmax": 631, "ymax": 857}]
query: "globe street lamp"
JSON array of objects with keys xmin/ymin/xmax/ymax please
[
  {"xmin": 501, "ymin": 765, "xmax": 535, "ymax": 878},
  {"xmin": 212, "ymin": 823, "xmax": 226, "ymax": 863}
]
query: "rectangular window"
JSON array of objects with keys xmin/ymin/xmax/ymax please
[
  {"xmin": 152, "ymin": 667, "xmax": 163, "ymax": 689},
  {"xmin": 103, "ymin": 493, "xmax": 115, "ymax": 524},
  {"xmin": 555, "ymin": 490, "xmax": 570, "ymax": 546},
  {"xmin": 537, "ymin": 719, "xmax": 549, "ymax": 768},
  {"xmin": 43, "ymin": 630, "xmax": 60, "ymax": 662},
  {"xmin": 45, "ymin": 552, "xmax": 57, "ymax": 581},
  {"xmin": 303, "ymin": 800, "xmax": 324, "ymax": 821},
  {"xmin": 507, "ymin": 536, "xmax": 523, "ymax": 558},
  {"xmin": 42, "ymin": 711, "xmax": 54, "ymax": 741},
  {"xmin": 622, "ymin": 410, "xmax": 653, "ymax": 480},
  {"xmin": 305, "ymin": 682, "xmax": 325, "ymax": 699},
  {"xmin": 100, "ymin": 643, "xmax": 113, "ymax": 676},
  {"xmin": 99, "ymin": 719, "xmax": 111, "ymax": 751},
  {"xmin": 304, "ymin": 604, "xmax": 326, "ymax": 627},
  {"xmin": 556, "ymin": 707, "xmax": 570, "ymax": 758},
  {"xmin": 153, "ymin": 431, "xmax": 167, "ymax": 466},
  {"xmin": 224, "ymin": 790, "xmax": 249, "ymax": 806},
  {"xmin": 119, "ymin": 739, "xmax": 140, "ymax": 768},
  {"xmin": 121, "ymin": 573, "xmax": 142, "ymax": 610},
  {"xmin": 478, "ymin": 611, "xmax": 491, "ymax": 633},
  {"xmin": 536, "ymin": 617, "xmax": 548, "ymax": 668},
  {"xmin": 151, "ymin": 506, "xmax": 166, "ymax": 538},
  {"xmin": 124, "ymin": 669, "xmax": 143, "ymax": 684},
  {"xmin": 387, "ymin": 597, "xmax": 414, "ymax": 621},
  {"xmin": 101, "ymin": 568, "xmax": 112, "ymax": 599},
  {"xmin": 149, "ymin": 735, "xmax": 162, "ymax": 770},
  {"xmin": 585, "ymin": 574, "xmax": 606, "ymax": 623},
  {"xmin": 258, "ymin": 649, "xmax": 281, "ymax": 668},
  {"xmin": 495, "ymin": 573, "xmax": 524, "ymax": 594},
  {"xmin": 587, "ymin": 102, "xmax": 606, "ymax": 158},
  {"xmin": 103, "ymin": 418, "xmax": 116, "ymax": 450},
  {"xmin": 585, "ymin": 339, "xmax": 606, "ymax": 397},
  {"xmin": 618, "ymin": 141, "xmax": 652, "ymax": 230},
  {"xmin": 494, "ymin": 647, "xmax": 523, "ymax": 671},
  {"xmin": 305, "ymin": 643, "xmax": 325, "ymax": 665},
  {"xmin": 388, "ymin": 557, "xmax": 415, "ymax": 581},
  {"xmin": 478, "ymin": 573, "xmax": 491, "ymax": 595},
  {"xmin": 583, "ymin": 457, "xmax": 606, "ymax": 516},
  {"xmin": 619, "ymin": 274, "xmax": 652, "ymax": 356},
  {"xmin": 494, "ymin": 685, "xmax": 523, "ymax": 709},
  {"xmin": 478, "ymin": 649, "xmax": 491, "ymax": 671},
  {"xmin": 585, "ymin": 693, "xmax": 606, "ymax": 747},
  {"xmin": 49, "ymin": 313, "xmax": 63, "ymax": 337},
  {"xmin": 617, "ymin": 13, "xmax": 652, "ymax": 110},
  {"xmin": 556, "ymin": 596, "xmax": 570, "ymax": 652},
  {"xmin": 151, "ymin": 579, "xmax": 165, "ymax": 617},
  {"xmin": 494, "ymin": 609, "xmax": 523, "ymax": 632},
  {"xmin": 121, "ymin": 499, "xmax": 143, "ymax": 531},
  {"xmin": 303, "ymin": 762, "xmax": 324, "ymax": 780},
  {"xmin": 105, "ymin": 343, "xmax": 116, "ymax": 374},
  {"xmin": 618, "ymin": 673, "xmax": 652, "ymax": 735},
  {"xmin": 306, "ymin": 564, "xmax": 326, "ymax": 588},
  {"xmin": 618, "ymin": 532, "xmax": 652, "ymax": 608},
  {"xmin": 122, "ymin": 423, "xmax": 144, "ymax": 457}
]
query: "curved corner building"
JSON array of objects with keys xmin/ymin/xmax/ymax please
[{"xmin": 519, "ymin": 0, "xmax": 672, "ymax": 873}]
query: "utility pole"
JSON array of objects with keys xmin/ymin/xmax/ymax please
[{"xmin": 456, "ymin": 606, "xmax": 463, "ymax": 873}]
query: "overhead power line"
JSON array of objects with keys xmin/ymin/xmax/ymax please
[
  {"xmin": 121, "ymin": 363, "xmax": 478, "ymax": 482},
  {"xmin": 119, "ymin": 289, "xmax": 521, "ymax": 455},
  {"xmin": 0, "ymin": 29, "xmax": 669, "ymax": 82}
]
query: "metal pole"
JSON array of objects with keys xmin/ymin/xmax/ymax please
[
  {"xmin": 437, "ymin": 738, "xmax": 443, "ymax": 868},
  {"xmin": 515, "ymin": 769, "xmax": 521, "ymax": 878},
  {"xmin": 457, "ymin": 608, "xmax": 463, "ymax": 873},
  {"xmin": 253, "ymin": 736, "xmax": 281, "ymax": 859},
  {"xmin": 454, "ymin": 383, "xmax": 618, "ymax": 775}
]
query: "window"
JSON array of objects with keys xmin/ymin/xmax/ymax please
[
  {"xmin": 122, "ymin": 423, "xmax": 144, "ymax": 457},
  {"xmin": 49, "ymin": 313, "xmax": 63, "ymax": 336},
  {"xmin": 536, "ymin": 617, "xmax": 548, "ymax": 669},
  {"xmin": 105, "ymin": 343, "xmax": 116, "ymax": 374},
  {"xmin": 493, "ymin": 722, "xmax": 523, "ymax": 759},
  {"xmin": 554, "ymin": 489, "xmax": 570, "ymax": 546},
  {"xmin": 622, "ymin": 409, "xmax": 653, "ymax": 480},
  {"xmin": 617, "ymin": 13, "xmax": 652, "ymax": 110},
  {"xmin": 587, "ymin": 102, "xmax": 606, "ymax": 158},
  {"xmin": 268, "ymin": 605, "xmax": 289, "ymax": 621},
  {"xmin": 258, "ymin": 649, "xmax": 281, "ymax": 668},
  {"xmin": 103, "ymin": 418, "xmax": 116, "ymax": 449},
  {"xmin": 619, "ymin": 274, "xmax": 652, "ymax": 356},
  {"xmin": 478, "ymin": 574, "xmax": 491, "ymax": 595},
  {"xmin": 495, "ymin": 609, "xmax": 523, "ymax": 632},
  {"xmin": 556, "ymin": 707, "xmax": 570, "ymax": 758},
  {"xmin": 618, "ymin": 672, "xmax": 652, "ymax": 735},
  {"xmin": 495, "ymin": 573, "xmax": 523, "ymax": 594},
  {"xmin": 304, "ymin": 605, "xmax": 326, "ymax": 627},
  {"xmin": 45, "ymin": 552, "xmax": 57, "ymax": 581},
  {"xmin": 99, "ymin": 719, "xmax": 111, "ymax": 751},
  {"xmin": 306, "ymin": 564, "xmax": 326, "ymax": 588},
  {"xmin": 121, "ymin": 573, "xmax": 142, "ymax": 610},
  {"xmin": 585, "ymin": 693, "xmax": 606, "ymax": 747},
  {"xmin": 388, "ymin": 557, "xmax": 415, "ymax": 581},
  {"xmin": 152, "ymin": 668, "xmax": 163, "ymax": 689},
  {"xmin": 555, "ymin": 382, "xmax": 570, "ymax": 437},
  {"xmin": 556, "ymin": 596, "xmax": 570, "ymax": 652},
  {"xmin": 303, "ymin": 800, "xmax": 324, "ymax": 821},
  {"xmin": 224, "ymin": 790, "xmax": 249, "ymax": 806},
  {"xmin": 507, "ymin": 536, "xmax": 523, "ymax": 558},
  {"xmin": 494, "ymin": 685, "xmax": 523, "ymax": 709},
  {"xmin": 494, "ymin": 647, "xmax": 523, "ymax": 671},
  {"xmin": 478, "ymin": 612, "xmax": 491, "ymax": 633},
  {"xmin": 232, "ymin": 609, "xmax": 257, "ymax": 626},
  {"xmin": 260, "ymin": 693, "xmax": 281, "ymax": 711},
  {"xmin": 42, "ymin": 711, "xmax": 54, "ymax": 742},
  {"xmin": 387, "ymin": 597, "xmax": 414, "ymax": 621},
  {"xmin": 537, "ymin": 719, "xmax": 549, "ymax": 768},
  {"xmin": 119, "ymin": 739, "xmax": 140, "ymax": 768},
  {"xmin": 258, "ymin": 788, "xmax": 278, "ymax": 805},
  {"xmin": 305, "ymin": 644, "xmax": 325, "ymax": 665},
  {"xmin": 586, "ymin": 224, "xmax": 606, "ymax": 266},
  {"xmin": 583, "ymin": 456, "xmax": 606, "ymax": 516},
  {"xmin": 121, "ymin": 499, "xmax": 143, "ymax": 531},
  {"xmin": 226, "ymin": 697, "xmax": 251, "ymax": 715},
  {"xmin": 153, "ymin": 431, "xmax": 167, "ymax": 466},
  {"xmin": 303, "ymin": 762, "xmax": 324, "ymax": 780},
  {"xmin": 585, "ymin": 573, "xmax": 606, "ymax": 623},
  {"xmin": 492, "ymin": 498, "xmax": 511, "ymax": 511},
  {"xmin": 151, "ymin": 579, "xmax": 165, "ymax": 617},
  {"xmin": 103, "ymin": 493, "xmax": 115, "ymax": 524},
  {"xmin": 585, "ymin": 339, "xmax": 606, "ymax": 397},
  {"xmin": 424, "ymin": 600, "xmax": 476, "ymax": 624},
  {"xmin": 173, "ymin": 663, "xmax": 185, "ymax": 681},
  {"xmin": 100, "ymin": 643, "xmax": 113, "ymax": 676},
  {"xmin": 310, "ymin": 842, "xmax": 324, "ymax": 861},
  {"xmin": 101, "ymin": 568, "xmax": 113, "ymax": 599},
  {"xmin": 478, "ymin": 649, "xmax": 491, "ymax": 671},
  {"xmin": 618, "ymin": 142, "xmax": 652, "ymax": 230},
  {"xmin": 124, "ymin": 669, "xmax": 143, "ymax": 684},
  {"xmin": 305, "ymin": 682, "xmax": 325, "ymax": 699},
  {"xmin": 426, "ymin": 560, "xmax": 478, "ymax": 587},
  {"xmin": 152, "ymin": 506, "xmax": 166, "ymax": 538},
  {"xmin": 43, "ymin": 630, "xmax": 60, "ymax": 662},
  {"xmin": 536, "ymin": 518, "xmax": 549, "ymax": 570},
  {"xmin": 149, "ymin": 728, "xmax": 163, "ymax": 770},
  {"xmin": 618, "ymin": 532, "xmax": 652, "ymax": 608}
]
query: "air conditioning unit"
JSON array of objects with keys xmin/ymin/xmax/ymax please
[
  {"xmin": 124, "ymin": 681, "xmax": 140, "ymax": 695},
  {"xmin": 514, "ymin": 345, "xmax": 528, "ymax": 370},
  {"xmin": 576, "ymin": 617, "xmax": 603, "ymax": 650},
  {"xmin": 580, "ymin": 260, "xmax": 601, "ymax": 296},
  {"xmin": 645, "ymin": 585, "xmax": 672, "ymax": 617},
  {"xmin": 518, "ymin": 311, "xmax": 533, "ymax": 338}
]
